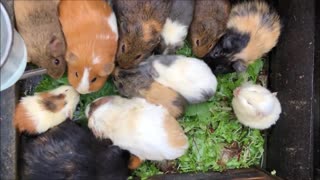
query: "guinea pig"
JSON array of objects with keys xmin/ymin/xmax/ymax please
[
  {"xmin": 14, "ymin": 0, "xmax": 67, "ymax": 79},
  {"xmin": 188, "ymin": 0, "xmax": 230, "ymax": 58},
  {"xmin": 204, "ymin": 0, "xmax": 281, "ymax": 73},
  {"xmin": 155, "ymin": 0, "xmax": 195, "ymax": 55},
  {"xmin": 113, "ymin": 0, "xmax": 172, "ymax": 69},
  {"xmin": 20, "ymin": 120, "xmax": 130, "ymax": 180},
  {"xmin": 59, "ymin": 0, "xmax": 118, "ymax": 94},
  {"xmin": 86, "ymin": 96, "xmax": 188, "ymax": 168},
  {"xmin": 146, "ymin": 55, "xmax": 217, "ymax": 104},
  {"xmin": 113, "ymin": 66, "xmax": 187, "ymax": 118},
  {"xmin": 14, "ymin": 85, "xmax": 79, "ymax": 134},
  {"xmin": 232, "ymin": 83, "xmax": 282, "ymax": 129}
]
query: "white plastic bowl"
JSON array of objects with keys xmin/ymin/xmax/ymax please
[{"xmin": 0, "ymin": 3, "xmax": 27, "ymax": 91}]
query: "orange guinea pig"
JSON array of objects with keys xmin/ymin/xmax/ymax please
[{"xmin": 59, "ymin": 0, "xmax": 118, "ymax": 94}]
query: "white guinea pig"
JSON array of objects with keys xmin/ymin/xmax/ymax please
[
  {"xmin": 14, "ymin": 85, "xmax": 80, "ymax": 134},
  {"xmin": 85, "ymin": 96, "xmax": 188, "ymax": 167},
  {"xmin": 147, "ymin": 55, "xmax": 217, "ymax": 104},
  {"xmin": 232, "ymin": 83, "xmax": 281, "ymax": 130}
]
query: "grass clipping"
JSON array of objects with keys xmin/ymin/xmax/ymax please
[{"xmin": 35, "ymin": 43, "xmax": 265, "ymax": 179}]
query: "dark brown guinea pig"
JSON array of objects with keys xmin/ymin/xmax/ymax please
[
  {"xmin": 113, "ymin": 0, "xmax": 172, "ymax": 69},
  {"xmin": 188, "ymin": 0, "xmax": 231, "ymax": 58},
  {"xmin": 14, "ymin": 0, "xmax": 66, "ymax": 79},
  {"xmin": 112, "ymin": 64, "xmax": 187, "ymax": 118}
]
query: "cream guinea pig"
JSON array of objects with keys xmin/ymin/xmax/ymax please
[
  {"xmin": 85, "ymin": 96, "xmax": 188, "ymax": 168},
  {"xmin": 14, "ymin": 85, "xmax": 80, "ymax": 134},
  {"xmin": 232, "ymin": 83, "xmax": 282, "ymax": 129},
  {"xmin": 59, "ymin": 0, "xmax": 118, "ymax": 94}
]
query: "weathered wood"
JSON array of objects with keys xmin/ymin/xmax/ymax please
[
  {"xmin": 267, "ymin": 0, "xmax": 316, "ymax": 179},
  {"xmin": 0, "ymin": 0, "xmax": 18, "ymax": 180},
  {"xmin": 149, "ymin": 168, "xmax": 281, "ymax": 180}
]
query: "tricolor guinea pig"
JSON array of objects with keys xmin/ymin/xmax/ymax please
[
  {"xmin": 14, "ymin": 0, "xmax": 67, "ymax": 79},
  {"xmin": 59, "ymin": 0, "xmax": 118, "ymax": 94},
  {"xmin": 113, "ymin": 0, "xmax": 172, "ymax": 69},
  {"xmin": 146, "ymin": 55, "xmax": 217, "ymax": 104},
  {"xmin": 14, "ymin": 85, "xmax": 79, "ymax": 134},
  {"xmin": 188, "ymin": 0, "xmax": 230, "ymax": 58},
  {"xmin": 155, "ymin": 0, "xmax": 195, "ymax": 55},
  {"xmin": 113, "ymin": 65, "xmax": 187, "ymax": 118},
  {"xmin": 20, "ymin": 120, "xmax": 130, "ymax": 180},
  {"xmin": 204, "ymin": 0, "xmax": 281, "ymax": 73},
  {"xmin": 232, "ymin": 83, "xmax": 282, "ymax": 129},
  {"xmin": 86, "ymin": 96, "xmax": 188, "ymax": 168}
]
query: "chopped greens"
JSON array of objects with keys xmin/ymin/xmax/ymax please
[{"xmin": 34, "ymin": 42, "xmax": 265, "ymax": 179}]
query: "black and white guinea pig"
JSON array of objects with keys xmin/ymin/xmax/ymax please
[
  {"xmin": 146, "ymin": 55, "xmax": 217, "ymax": 104},
  {"xmin": 204, "ymin": 0, "xmax": 281, "ymax": 74},
  {"xmin": 232, "ymin": 83, "xmax": 281, "ymax": 129},
  {"xmin": 155, "ymin": 0, "xmax": 195, "ymax": 54},
  {"xmin": 20, "ymin": 120, "xmax": 130, "ymax": 180},
  {"xmin": 113, "ymin": 65, "xmax": 187, "ymax": 118},
  {"xmin": 14, "ymin": 85, "xmax": 79, "ymax": 134}
]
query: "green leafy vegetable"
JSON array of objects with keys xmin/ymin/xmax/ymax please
[{"xmin": 34, "ymin": 42, "xmax": 265, "ymax": 179}]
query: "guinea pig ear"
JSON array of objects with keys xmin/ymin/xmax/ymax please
[
  {"xmin": 232, "ymin": 60, "xmax": 247, "ymax": 72},
  {"xmin": 48, "ymin": 35, "xmax": 64, "ymax": 54},
  {"xmin": 65, "ymin": 51, "xmax": 78, "ymax": 64},
  {"xmin": 99, "ymin": 63, "xmax": 115, "ymax": 77},
  {"xmin": 119, "ymin": 20, "xmax": 129, "ymax": 33}
]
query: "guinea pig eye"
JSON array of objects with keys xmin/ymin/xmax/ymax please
[
  {"xmin": 121, "ymin": 44, "xmax": 126, "ymax": 53},
  {"xmin": 53, "ymin": 59, "xmax": 60, "ymax": 65},
  {"xmin": 91, "ymin": 77, "xmax": 97, "ymax": 83},
  {"xmin": 134, "ymin": 54, "xmax": 142, "ymax": 61},
  {"xmin": 75, "ymin": 72, "xmax": 78, "ymax": 78},
  {"xmin": 196, "ymin": 40, "xmax": 200, "ymax": 46}
]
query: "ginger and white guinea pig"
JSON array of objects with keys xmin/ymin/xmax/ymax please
[
  {"xmin": 113, "ymin": 0, "xmax": 172, "ymax": 69},
  {"xmin": 204, "ymin": 0, "xmax": 281, "ymax": 74},
  {"xmin": 14, "ymin": 0, "xmax": 67, "ymax": 79},
  {"xmin": 14, "ymin": 85, "xmax": 79, "ymax": 134},
  {"xmin": 232, "ymin": 83, "xmax": 282, "ymax": 129},
  {"xmin": 86, "ymin": 96, "xmax": 188, "ymax": 165},
  {"xmin": 59, "ymin": 0, "xmax": 118, "ymax": 94},
  {"xmin": 113, "ymin": 66, "xmax": 187, "ymax": 118},
  {"xmin": 188, "ymin": 0, "xmax": 230, "ymax": 58},
  {"xmin": 20, "ymin": 120, "xmax": 130, "ymax": 180},
  {"xmin": 155, "ymin": 0, "xmax": 195, "ymax": 55},
  {"xmin": 146, "ymin": 55, "xmax": 217, "ymax": 104}
]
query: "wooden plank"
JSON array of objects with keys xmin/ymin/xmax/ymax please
[
  {"xmin": 149, "ymin": 168, "xmax": 281, "ymax": 180},
  {"xmin": 267, "ymin": 0, "xmax": 315, "ymax": 179}
]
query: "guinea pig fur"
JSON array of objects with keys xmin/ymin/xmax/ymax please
[
  {"xmin": 113, "ymin": 0, "xmax": 172, "ymax": 69},
  {"xmin": 147, "ymin": 55, "xmax": 217, "ymax": 104},
  {"xmin": 14, "ymin": 85, "xmax": 79, "ymax": 134},
  {"xmin": 20, "ymin": 120, "xmax": 130, "ymax": 180},
  {"xmin": 156, "ymin": 0, "xmax": 195, "ymax": 55},
  {"xmin": 188, "ymin": 0, "xmax": 230, "ymax": 58},
  {"xmin": 86, "ymin": 96, "xmax": 188, "ymax": 162},
  {"xmin": 204, "ymin": 0, "xmax": 281, "ymax": 73},
  {"xmin": 232, "ymin": 83, "xmax": 282, "ymax": 130},
  {"xmin": 59, "ymin": 0, "xmax": 118, "ymax": 94},
  {"xmin": 14, "ymin": 0, "xmax": 67, "ymax": 79},
  {"xmin": 113, "ymin": 66, "xmax": 187, "ymax": 118}
]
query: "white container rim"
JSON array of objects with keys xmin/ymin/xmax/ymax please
[{"xmin": 0, "ymin": 3, "xmax": 13, "ymax": 67}]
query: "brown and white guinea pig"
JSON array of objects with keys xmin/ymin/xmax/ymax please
[
  {"xmin": 14, "ymin": 85, "xmax": 79, "ymax": 134},
  {"xmin": 59, "ymin": 0, "xmax": 118, "ymax": 94},
  {"xmin": 113, "ymin": 0, "xmax": 172, "ymax": 69},
  {"xmin": 146, "ymin": 55, "xmax": 217, "ymax": 104},
  {"xmin": 112, "ymin": 65, "xmax": 187, "ymax": 118},
  {"xmin": 86, "ymin": 96, "xmax": 188, "ymax": 168},
  {"xmin": 20, "ymin": 120, "xmax": 130, "ymax": 180},
  {"xmin": 232, "ymin": 83, "xmax": 281, "ymax": 129},
  {"xmin": 188, "ymin": 0, "xmax": 230, "ymax": 58},
  {"xmin": 14, "ymin": 0, "xmax": 66, "ymax": 79},
  {"xmin": 155, "ymin": 0, "xmax": 195, "ymax": 55},
  {"xmin": 204, "ymin": 0, "xmax": 281, "ymax": 74}
]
